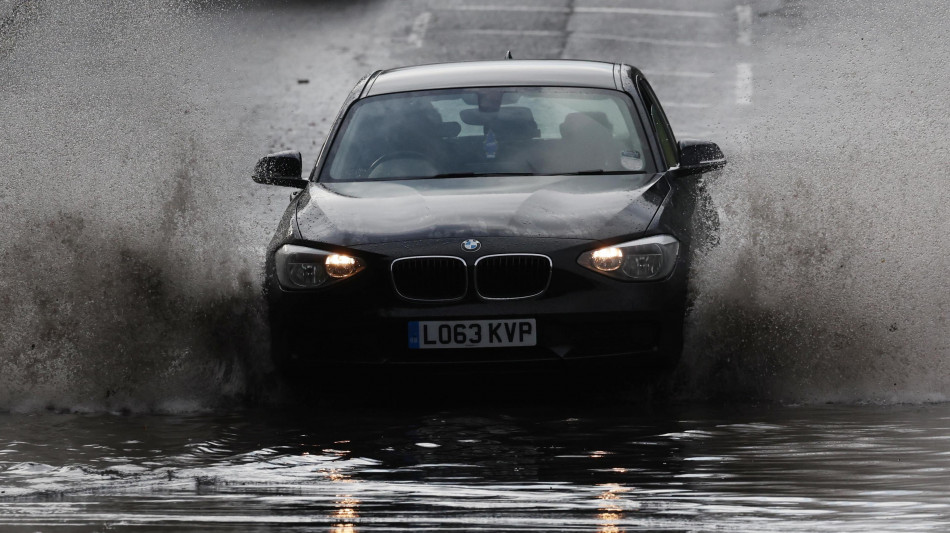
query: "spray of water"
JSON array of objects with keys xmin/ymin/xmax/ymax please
[
  {"xmin": 0, "ymin": 0, "xmax": 272, "ymax": 412},
  {"xmin": 681, "ymin": 0, "xmax": 950, "ymax": 403},
  {"xmin": 2, "ymin": 0, "xmax": 947, "ymax": 411}
]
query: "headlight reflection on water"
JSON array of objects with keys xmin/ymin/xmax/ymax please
[
  {"xmin": 597, "ymin": 484, "xmax": 633, "ymax": 533},
  {"xmin": 328, "ymin": 463, "xmax": 359, "ymax": 533},
  {"xmin": 331, "ymin": 496, "xmax": 360, "ymax": 533}
]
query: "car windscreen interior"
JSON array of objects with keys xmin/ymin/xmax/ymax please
[{"xmin": 320, "ymin": 87, "xmax": 655, "ymax": 181}]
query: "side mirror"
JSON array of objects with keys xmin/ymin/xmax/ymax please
[
  {"xmin": 252, "ymin": 150, "xmax": 308, "ymax": 188},
  {"xmin": 676, "ymin": 140, "xmax": 726, "ymax": 176}
]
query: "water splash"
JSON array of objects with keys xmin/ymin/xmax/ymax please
[
  {"xmin": 680, "ymin": 0, "xmax": 950, "ymax": 403},
  {"xmin": 0, "ymin": 0, "xmax": 271, "ymax": 412},
  {"xmin": 3, "ymin": 0, "xmax": 948, "ymax": 411}
]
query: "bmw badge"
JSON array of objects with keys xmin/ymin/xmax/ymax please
[{"xmin": 461, "ymin": 239, "xmax": 481, "ymax": 252}]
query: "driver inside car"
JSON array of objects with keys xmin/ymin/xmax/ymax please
[{"xmin": 367, "ymin": 102, "xmax": 448, "ymax": 179}]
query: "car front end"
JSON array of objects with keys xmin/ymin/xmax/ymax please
[{"xmin": 265, "ymin": 229, "xmax": 689, "ymax": 373}]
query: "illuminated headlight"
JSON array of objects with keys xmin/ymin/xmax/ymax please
[
  {"xmin": 578, "ymin": 235, "xmax": 680, "ymax": 281},
  {"xmin": 325, "ymin": 254, "xmax": 360, "ymax": 278},
  {"xmin": 275, "ymin": 244, "xmax": 365, "ymax": 289}
]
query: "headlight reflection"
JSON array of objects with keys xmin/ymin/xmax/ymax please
[
  {"xmin": 331, "ymin": 495, "xmax": 360, "ymax": 533},
  {"xmin": 596, "ymin": 484, "xmax": 633, "ymax": 533}
]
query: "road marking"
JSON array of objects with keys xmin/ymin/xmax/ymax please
[
  {"xmin": 736, "ymin": 5, "xmax": 752, "ymax": 46},
  {"xmin": 736, "ymin": 63, "xmax": 753, "ymax": 105},
  {"xmin": 436, "ymin": 5, "xmax": 571, "ymax": 13},
  {"xmin": 642, "ymin": 69, "xmax": 715, "ymax": 79},
  {"xmin": 575, "ymin": 6, "xmax": 719, "ymax": 18},
  {"xmin": 573, "ymin": 32, "xmax": 724, "ymax": 48},
  {"xmin": 408, "ymin": 11, "xmax": 432, "ymax": 47},
  {"xmin": 457, "ymin": 28, "xmax": 564, "ymax": 37}
]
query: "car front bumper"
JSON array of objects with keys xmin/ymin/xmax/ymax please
[{"xmin": 265, "ymin": 239, "xmax": 688, "ymax": 371}]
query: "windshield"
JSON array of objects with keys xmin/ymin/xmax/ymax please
[{"xmin": 319, "ymin": 87, "xmax": 654, "ymax": 182}]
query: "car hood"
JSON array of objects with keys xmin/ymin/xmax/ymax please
[{"xmin": 295, "ymin": 174, "xmax": 668, "ymax": 246}]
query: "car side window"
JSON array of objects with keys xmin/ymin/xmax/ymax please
[{"xmin": 638, "ymin": 79, "xmax": 679, "ymax": 169}]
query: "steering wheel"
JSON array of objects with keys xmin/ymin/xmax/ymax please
[{"xmin": 367, "ymin": 151, "xmax": 436, "ymax": 177}]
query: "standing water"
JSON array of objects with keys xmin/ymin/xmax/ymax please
[
  {"xmin": 2, "ymin": 0, "xmax": 950, "ymax": 530},
  {"xmin": 3, "ymin": 404, "xmax": 950, "ymax": 531}
]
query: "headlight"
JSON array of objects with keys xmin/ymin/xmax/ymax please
[
  {"xmin": 274, "ymin": 244, "xmax": 365, "ymax": 289},
  {"xmin": 325, "ymin": 254, "xmax": 360, "ymax": 278},
  {"xmin": 578, "ymin": 235, "xmax": 679, "ymax": 281}
]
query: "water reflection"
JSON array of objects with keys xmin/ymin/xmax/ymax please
[
  {"xmin": 2, "ymin": 404, "xmax": 950, "ymax": 531},
  {"xmin": 331, "ymin": 495, "xmax": 360, "ymax": 533},
  {"xmin": 597, "ymin": 483, "xmax": 631, "ymax": 533}
]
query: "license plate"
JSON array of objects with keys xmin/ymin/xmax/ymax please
[{"xmin": 408, "ymin": 319, "xmax": 537, "ymax": 349}]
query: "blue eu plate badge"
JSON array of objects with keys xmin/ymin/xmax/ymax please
[{"xmin": 408, "ymin": 321, "xmax": 421, "ymax": 349}]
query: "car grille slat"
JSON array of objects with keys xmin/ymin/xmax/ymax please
[
  {"xmin": 475, "ymin": 254, "xmax": 552, "ymax": 300},
  {"xmin": 392, "ymin": 256, "xmax": 467, "ymax": 301}
]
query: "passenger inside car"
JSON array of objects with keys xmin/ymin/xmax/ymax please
[{"xmin": 324, "ymin": 86, "xmax": 651, "ymax": 181}]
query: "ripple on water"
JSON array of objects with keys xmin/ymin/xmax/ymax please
[{"xmin": 0, "ymin": 405, "xmax": 950, "ymax": 530}]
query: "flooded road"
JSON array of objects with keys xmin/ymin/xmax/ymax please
[
  {"xmin": 4, "ymin": 403, "xmax": 950, "ymax": 531},
  {"xmin": 3, "ymin": 0, "xmax": 950, "ymax": 530}
]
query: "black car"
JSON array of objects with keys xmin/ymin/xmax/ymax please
[{"xmin": 252, "ymin": 59, "xmax": 725, "ymax": 375}]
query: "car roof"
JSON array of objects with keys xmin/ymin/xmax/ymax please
[{"xmin": 363, "ymin": 59, "xmax": 622, "ymax": 96}]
